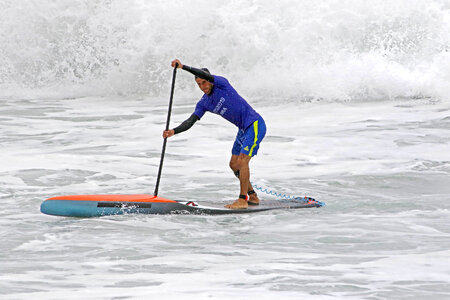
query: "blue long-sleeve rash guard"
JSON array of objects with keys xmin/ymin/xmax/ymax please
[{"xmin": 173, "ymin": 65, "xmax": 260, "ymax": 134}]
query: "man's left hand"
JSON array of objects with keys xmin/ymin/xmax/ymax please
[{"xmin": 163, "ymin": 129, "xmax": 175, "ymax": 139}]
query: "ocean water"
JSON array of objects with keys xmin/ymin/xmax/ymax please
[
  {"xmin": 1, "ymin": 1, "xmax": 450, "ymax": 299},
  {"xmin": 1, "ymin": 97, "xmax": 449, "ymax": 299}
]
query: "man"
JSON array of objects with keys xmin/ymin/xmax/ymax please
[{"xmin": 163, "ymin": 59, "xmax": 266, "ymax": 209}]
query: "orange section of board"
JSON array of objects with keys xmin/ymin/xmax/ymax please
[{"xmin": 47, "ymin": 194, "xmax": 176, "ymax": 203}]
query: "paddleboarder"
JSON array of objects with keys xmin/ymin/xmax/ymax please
[{"xmin": 163, "ymin": 59, "xmax": 266, "ymax": 209}]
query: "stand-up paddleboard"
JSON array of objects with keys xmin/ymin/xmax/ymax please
[
  {"xmin": 40, "ymin": 194, "xmax": 323, "ymax": 217},
  {"xmin": 40, "ymin": 66, "xmax": 325, "ymax": 218}
]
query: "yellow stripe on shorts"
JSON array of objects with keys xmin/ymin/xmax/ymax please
[{"xmin": 249, "ymin": 120, "xmax": 259, "ymax": 157}]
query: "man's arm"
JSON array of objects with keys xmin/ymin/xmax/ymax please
[
  {"xmin": 182, "ymin": 65, "xmax": 214, "ymax": 82},
  {"xmin": 173, "ymin": 113, "xmax": 199, "ymax": 134},
  {"xmin": 163, "ymin": 113, "xmax": 199, "ymax": 138},
  {"xmin": 171, "ymin": 59, "xmax": 214, "ymax": 82}
]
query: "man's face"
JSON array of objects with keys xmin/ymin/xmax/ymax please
[{"xmin": 195, "ymin": 78, "xmax": 213, "ymax": 95}]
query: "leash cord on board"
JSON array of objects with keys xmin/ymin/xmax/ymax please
[
  {"xmin": 252, "ymin": 183, "xmax": 297, "ymax": 200},
  {"xmin": 251, "ymin": 183, "xmax": 325, "ymax": 206}
]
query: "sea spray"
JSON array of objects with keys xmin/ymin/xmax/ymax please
[{"xmin": 0, "ymin": 0, "xmax": 449, "ymax": 101}]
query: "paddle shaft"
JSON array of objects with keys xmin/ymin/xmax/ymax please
[{"xmin": 154, "ymin": 65, "xmax": 178, "ymax": 196}]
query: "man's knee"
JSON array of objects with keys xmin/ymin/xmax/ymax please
[
  {"xmin": 230, "ymin": 154, "xmax": 250, "ymax": 170},
  {"xmin": 238, "ymin": 153, "xmax": 251, "ymax": 166},
  {"xmin": 229, "ymin": 155, "xmax": 240, "ymax": 171},
  {"xmin": 230, "ymin": 159, "xmax": 240, "ymax": 179}
]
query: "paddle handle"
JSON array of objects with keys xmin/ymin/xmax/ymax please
[{"xmin": 154, "ymin": 65, "xmax": 178, "ymax": 196}]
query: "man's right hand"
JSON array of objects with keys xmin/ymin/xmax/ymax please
[
  {"xmin": 171, "ymin": 59, "xmax": 183, "ymax": 69},
  {"xmin": 163, "ymin": 129, "xmax": 175, "ymax": 139}
]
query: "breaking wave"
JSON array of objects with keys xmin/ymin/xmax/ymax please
[{"xmin": 0, "ymin": 0, "xmax": 449, "ymax": 101}]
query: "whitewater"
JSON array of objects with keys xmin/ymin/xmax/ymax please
[{"xmin": 1, "ymin": 0, "xmax": 449, "ymax": 299}]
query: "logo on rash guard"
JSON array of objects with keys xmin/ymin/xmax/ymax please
[{"xmin": 213, "ymin": 97, "xmax": 226, "ymax": 114}]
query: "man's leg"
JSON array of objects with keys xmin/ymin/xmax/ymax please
[
  {"xmin": 229, "ymin": 154, "xmax": 240, "ymax": 175},
  {"xmin": 226, "ymin": 153, "xmax": 260, "ymax": 209},
  {"xmin": 226, "ymin": 117, "xmax": 265, "ymax": 209},
  {"xmin": 237, "ymin": 153, "xmax": 251, "ymax": 200},
  {"xmin": 229, "ymin": 155, "xmax": 259, "ymax": 204}
]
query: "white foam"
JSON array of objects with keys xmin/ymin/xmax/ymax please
[{"xmin": 1, "ymin": 0, "xmax": 449, "ymax": 101}]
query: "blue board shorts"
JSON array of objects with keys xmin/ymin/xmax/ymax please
[{"xmin": 232, "ymin": 116, "xmax": 266, "ymax": 157}]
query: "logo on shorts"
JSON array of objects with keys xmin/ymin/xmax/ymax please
[{"xmin": 244, "ymin": 146, "xmax": 249, "ymax": 151}]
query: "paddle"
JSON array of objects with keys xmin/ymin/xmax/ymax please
[{"xmin": 154, "ymin": 64, "xmax": 178, "ymax": 196}]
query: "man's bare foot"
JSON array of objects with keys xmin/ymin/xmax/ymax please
[
  {"xmin": 248, "ymin": 193, "xmax": 260, "ymax": 205},
  {"xmin": 225, "ymin": 198, "xmax": 248, "ymax": 209}
]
